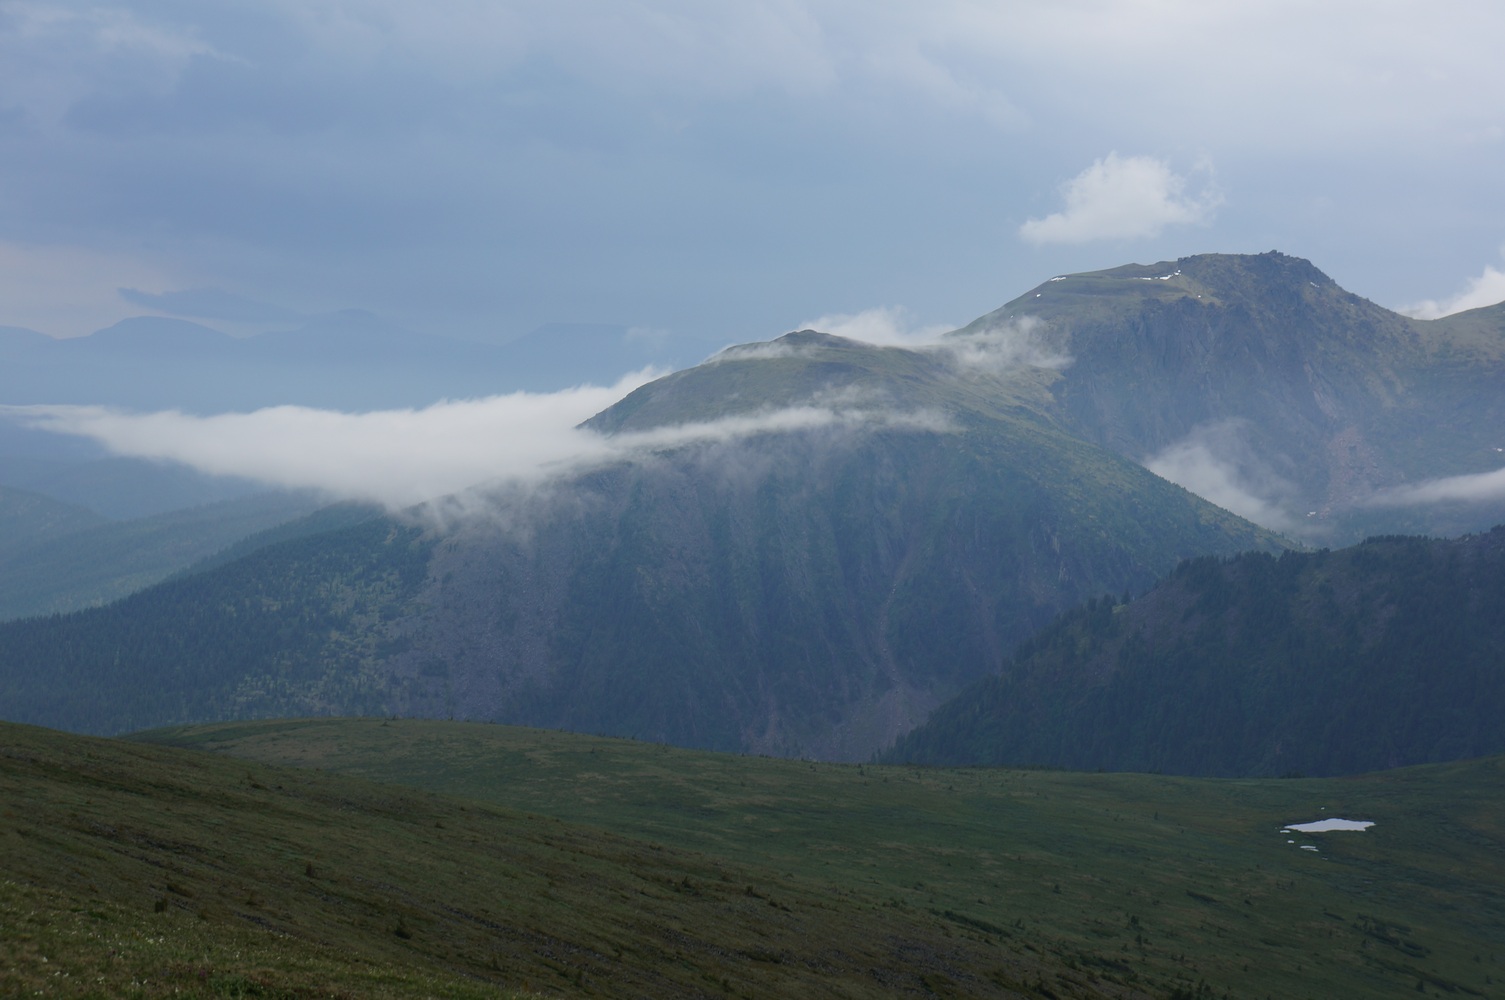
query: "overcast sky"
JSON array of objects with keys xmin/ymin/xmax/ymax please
[{"xmin": 3, "ymin": 0, "xmax": 1503, "ymax": 346}]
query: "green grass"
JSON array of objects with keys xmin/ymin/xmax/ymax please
[
  {"xmin": 138, "ymin": 718, "xmax": 1505, "ymax": 999},
  {"xmin": 8, "ymin": 715, "xmax": 1502, "ymax": 997},
  {"xmin": 7, "ymin": 720, "xmax": 1120, "ymax": 999}
]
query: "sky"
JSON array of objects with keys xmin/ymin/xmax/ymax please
[{"xmin": 2, "ymin": 0, "xmax": 1504, "ymax": 348}]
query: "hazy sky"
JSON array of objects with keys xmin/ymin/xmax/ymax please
[{"xmin": 3, "ymin": 0, "xmax": 1503, "ymax": 346}]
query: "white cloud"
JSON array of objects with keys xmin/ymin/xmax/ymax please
[
  {"xmin": 1019, "ymin": 153, "xmax": 1221, "ymax": 245},
  {"xmin": 793, "ymin": 307, "xmax": 1071, "ymax": 372},
  {"xmin": 798, "ymin": 306, "xmax": 953, "ymax": 347},
  {"xmin": 1367, "ymin": 465, "xmax": 1505, "ymax": 507},
  {"xmin": 2, "ymin": 370, "xmax": 955, "ymax": 510},
  {"xmin": 1399, "ymin": 253, "xmax": 1505, "ymax": 319},
  {"xmin": 1144, "ymin": 421, "xmax": 1298, "ymax": 533},
  {"xmin": 3, "ymin": 376, "xmax": 652, "ymax": 507}
]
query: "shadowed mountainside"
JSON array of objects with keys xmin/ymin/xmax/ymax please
[
  {"xmin": 886, "ymin": 526, "xmax": 1505, "ymax": 777},
  {"xmin": 0, "ymin": 331, "xmax": 1279, "ymax": 758}
]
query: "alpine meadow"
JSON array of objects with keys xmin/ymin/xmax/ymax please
[
  {"xmin": 5, "ymin": 3, "xmax": 1505, "ymax": 996},
  {"xmin": 5, "ymin": 249, "xmax": 1505, "ymax": 997}
]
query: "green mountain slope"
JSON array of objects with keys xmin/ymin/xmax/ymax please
[
  {"xmin": 0, "ymin": 517, "xmax": 432, "ymax": 734},
  {"xmin": 886, "ymin": 526, "xmax": 1505, "ymax": 777},
  {"xmin": 0, "ymin": 332, "xmax": 1279, "ymax": 758},
  {"xmin": 0, "ymin": 491, "xmax": 324, "ymax": 621},
  {"xmin": 7, "ymin": 719, "xmax": 1129, "ymax": 1000},
  {"xmin": 0, "ymin": 482, "xmax": 106, "ymax": 556},
  {"xmin": 975, "ymin": 252, "xmax": 1505, "ymax": 540},
  {"xmin": 139, "ymin": 716, "xmax": 1505, "ymax": 1000}
]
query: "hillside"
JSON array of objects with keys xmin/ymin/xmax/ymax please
[
  {"xmin": 0, "ymin": 483, "xmax": 106, "ymax": 556},
  {"xmin": 0, "ymin": 491, "xmax": 323, "ymax": 621},
  {"xmin": 0, "ymin": 331, "xmax": 1279, "ymax": 758},
  {"xmin": 5, "ymin": 718, "xmax": 1112, "ymax": 999},
  {"xmin": 886, "ymin": 526, "xmax": 1505, "ymax": 777},
  {"xmin": 140, "ymin": 716, "xmax": 1505, "ymax": 1000}
]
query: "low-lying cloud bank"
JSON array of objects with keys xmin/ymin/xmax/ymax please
[
  {"xmin": 713, "ymin": 308, "xmax": 1073, "ymax": 372},
  {"xmin": 1367, "ymin": 465, "xmax": 1505, "ymax": 507},
  {"xmin": 1143, "ymin": 421, "xmax": 1301, "ymax": 533},
  {"xmin": 1146, "ymin": 420, "xmax": 1505, "ymax": 533},
  {"xmin": 3, "ymin": 371, "xmax": 954, "ymax": 512}
]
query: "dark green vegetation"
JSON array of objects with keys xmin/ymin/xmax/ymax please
[
  {"xmin": 888, "ymin": 527, "xmax": 1505, "ymax": 777},
  {"xmin": 96, "ymin": 715, "xmax": 1505, "ymax": 1000},
  {"xmin": 0, "ymin": 516, "xmax": 429, "ymax": 735},
  {"xmin": 0, "ymin": 490, "xmax": 323, "ymax": 621},
  {"xmin": 0, "ymin": 330, "xmax": 1278, "ymax": 758},
  {"xmin": 0, "ymin": 482, "xmax": 107, "ymax": 553}
]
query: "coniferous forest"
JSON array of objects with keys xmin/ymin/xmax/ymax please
[{"xmin": 887, "ymin": 527, "xmax": 1505, "ymax": 776}]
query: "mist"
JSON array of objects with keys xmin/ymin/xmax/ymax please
[
  {"xmin": 778, "ymin": 309, "xmax": 1073, "ymax": 372},
  {"xmin": 1368, "ymin": 465, "xmax": 1505, "ymax": 507},
  {"xmin": 3, "ymin": 372, "xmax": 955, "ymax": 513},
  {"xmin": 1143, "ymin": 421, "xmax": 1300, "ymax": 533}
]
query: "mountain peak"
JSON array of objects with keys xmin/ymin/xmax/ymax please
[{"xmin": 1172, "ymin": 250, "xmax": 1337, "ymax": 292}]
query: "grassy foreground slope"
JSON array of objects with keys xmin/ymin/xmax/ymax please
[
  {"xmin": 6, "ymin": 719, "xmax": 1144, "ymax": 1000},
  {"xmin": 145, "ymin": 718, "xmax": 1505, "ymax": 1000}
]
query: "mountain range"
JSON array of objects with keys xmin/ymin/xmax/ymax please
[
  {"xmin": 977, "ymin": 251, "xmax": 1505, "ymax": 541},
  {"xmin": 0, "ymin": 327, "xmax": 1277, "ymax": 756},
  {"xmin": 2, "ymin": 251, "xmax": 1503, "ymax": 767}
]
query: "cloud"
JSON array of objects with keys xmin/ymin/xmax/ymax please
[
  {"xmin": 1019, "ymin": 153, "xmax": 1221, "ymax": 245},
  {"xmin": 1143, "ymin": 421, "xmax": 1299, "ymax": 533},
  {"xmin": 939, "ymin": 318, "xmax": 1072, "ymax": 373},
  {"xmin": 0, "ymin": 2, "xmax": 234, "ymax": 127},
  {"xmin": 3, "ymin": 376, "xmax": 652, "ymax": 508},
  {"xmin": 3, "ymin": 2, "xmax": 1504, "ymax": 344},
  {"xmin": 2, "ymin": 371, "xmax": 955, "ymax": 510},
  {"xmin": 1367, "ymin": 465, "xmax": 1505, "ymax": 507},
  {"xmin": 1399, "ymin": 253, "xmax": 1505, "ymax": 319},
  {"xmin": 798, "ymin": 306, "xmax": 953, "ymax": 347},
  {"xmin": 793, "ymin": 307, "xmax": 1071, "ymax": 371}
]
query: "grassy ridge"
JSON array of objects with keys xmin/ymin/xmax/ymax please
[
  {"xmin": 5, "ymin": 720, "xmax": 1129, "ymax": 999},
  {"xmin": 144, "ymin": 718, "xmax": 1505, "ymax": 999}
]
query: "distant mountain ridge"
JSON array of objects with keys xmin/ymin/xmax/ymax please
[
  {"xmin": 0, "ymin": 491, "xmax": 324, "ymax": 621},
  {"xmin": 977, "ymin": 251, "xmax": 1505, "ymax": 542},
  {"xmin": 2, "ymin": 250, "xmax": 1503, "ymax": 765},
  {"xmin": 885, "ymin": 526, "xmax": 1505, "ymax": 776}
]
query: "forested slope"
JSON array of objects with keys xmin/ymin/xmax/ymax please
[{"xmin": 886, "ymin": 527, "xmax": 1505, "ymax": 776}]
